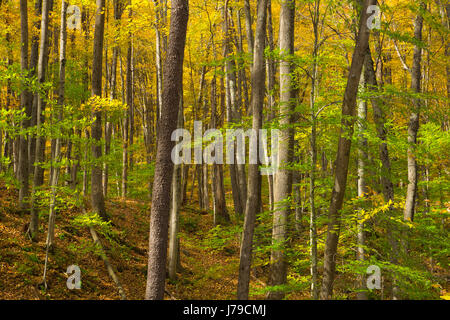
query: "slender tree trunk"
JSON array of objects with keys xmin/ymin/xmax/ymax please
[
  {"xmin": 153, "ymin": 0, "xmax": 164, "ymax": 122},
  {"xmin": 319, "ymin": 0, "xmax": 375, "ymax": 300},
  {"xmin": 356, "ymin": 67, "xmax": 368, "ymax": 300},
  {"xmin": 404, "ymin": 2, "xmax": 425, "ymax": 225},
  {"xmin": 211, "ymin": 78, "xmax": 229, "ymax": 225},
  {"xmin": 267, "ymin": 0, "xmax": 295, "ymax": 300},
  {"xmin": 308, "ymin": 0, "xmax": 321, "ymax": 300},
  {"xmin": 19, "ymin": 0, "xmax": 32, "ymax": 211},
  {"xmin": 265, "ymin": 0, "xmax": 275, "ymax": 213},
  {"xmin": 237, "ymin": 0, "xmax": 267, "ymax": 300},
  {"xmin": 29, "ymin": 0, "xmax": 51, "ymax": 241},
  {"xmin": 91, "ymin": 0, "xmax": 108, "ymax": 220},
  {"xmin": 243, "ymin": 0, "xmax": 254, "ymax": 68},
  {"xmin": 145, "ymin": 0, "xmax": 189, "ymax": 300},
  {"xmin": 168, "ymin": 91, "xmax": 184, "ymax": 280},
  {"xmin": 224, "ymin": 2, "xmax": 245, "ymax": 217}
]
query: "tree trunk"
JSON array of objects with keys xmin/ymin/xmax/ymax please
[
  {"xmin": 224, "ymin": 2, "xmax": 245, "ymax": 218},
  {"xmin": 91, "ymin": 0, "xmax": 108, "ymax": 220},
  {"xmin": 29, "ymin": 0, "xmax": 51, "ymax": 241},
  {"xmin": 19, "ymin": 0, "xmax": 32, "ymax": 211},
  {"xmin": 404, "ymin": 2, "xmax": 425, "ymax": 225},
  {"xmin": 210, "ymin": 78, "xmax": 229, "ymax": 225},
  {"xmin": 145, "ymin": 0, "xmax": 189, "ymax": 300},
  {"xmin": 356, "ymin": 66, "xmax": 368, "ymax": 300},
  {"xmin": 267, "ymin": 0, "xmax": 295, "ymax": 300},
  {"xmin": 319, "ymin": 0, "xmax": 375, "ymax": 300},
  {"xmin": 168, "ymin": 91, "xmax": 184, "ymax": 281},
  {"xmin": 237, "ymin": 0, "xmax": 267, "ymax": 300},
  {"xmin": 364, "ymin": 45, "xmax": 399, "ymax": 300}
]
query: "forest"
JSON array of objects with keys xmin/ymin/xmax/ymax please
[{"xmin": 0, "ymin": 0, "xmax": 448, "ymax": 301}]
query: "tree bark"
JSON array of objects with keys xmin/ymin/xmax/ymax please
[
  {"xmin": 168, "ymin": 90, "xmax": 184, "ymax": 281},
  {"xmin": 145, "ymin": 0, "xmax": 189, "ymax": 300},
  {"xmin": 91, "ymin": 0, "xmax": 108, "ymax": 220},
  {"xmin": 404, "ymin": 2, "xmax": 425, "ymax": 224},
  {"xmin": 356, "ymin": 66, "xmax": 368, "ymax": 300},
  {"xmin": 267, "ymin": 0, "xmax": 295, "ymax": 300},
  {"xmin": 29, "ymin": 0, "xmax": 51, "ymax": 241},
  {"xmin": 319, "ymin": 0, "xmax": 375, "ymax": 300},
  {"xmin": 237, "ymin": 0, "xmax": 267, "ymax": 300},
  {"xmin": 18, "ymin": 0, "xmax": 32, "ymax": 211}
]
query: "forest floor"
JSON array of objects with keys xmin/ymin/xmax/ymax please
[
  {"xmin": 0, "ymin": 180, "xmax": 268, "ymax": 300},
  {"xmin": 2, "ymin": 179, "xmax": 447, "ymax": 300}
]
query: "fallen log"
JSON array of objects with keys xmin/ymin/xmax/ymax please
[{"xmin": 89, "ymin": 226, "xmax": 127, "ymax": 300}]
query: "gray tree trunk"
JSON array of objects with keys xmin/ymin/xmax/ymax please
[
  {"xmin": 19, "ymin": 0, "xmax": 32, "ymax": 211},
  {"xmin": 91, "ymin": 0, "xmax": 108, "ymax": 220},
  {"xmin": 404, "ymin": 2, "xmax": 425, "ymax": 225},
  {"xmin": 145, "ymin": 0, "xmax": 188, "ymax": 300},
  {"xmin": 319, "ymin": 0, "xmax": 376, "ymax": 300},
  {"xmin": 267, "ymin": 0, "xmax": 295, "ymax": 301},
  {"xmin": 237, "ymin": 0, "xmax": 267, "ymax": 300},
  {"xmin": 168, "ymin": 91, "xmax": 184, "ymax": 280},
  {"xmin": 29, "ymin": 0, "xmax": 51, "ymax": 241}
]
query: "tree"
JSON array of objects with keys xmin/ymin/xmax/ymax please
[
  {"xmin": 404, "ymin": 2, "xmax": 425, "ymax": 225},
  {"xmin": 18, "ymin": 0, "xmax": 31, "ymax": 211},
  {"xmin": 319, "ymin": 0, "xmax": 376, "ymax": 300},
  {"xmin": 267, "ymin": 0, "xmax": 295, "ymax": 300},
  {"xmin": 145, "ymin": 0, "xmax": 189, "ymax": 300},
  {"xmin": 237, "ymin": 0, "xmax": 268, "ymax": 300},
  {"xmin": 28, "ymin": 0, "xmax": 51, "ymax": 241},
  {"xmin": 91, "ymin": 0, "xmax": 108, "ymax": 221}
]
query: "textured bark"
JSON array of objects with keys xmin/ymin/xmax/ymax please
[
  {"xmin": 91, "ymin": 0, "xmax": 108, "ymax": 220},
  {"xmin": 237, "ymin": 0, "xmax": 267, "ymax": 300},
  {"xmin": 319, "ymin": 0, "xmax": 375, "ymax": 300},
  {"xmin": 145, "ymin": 0, "xmax": 188, "ymax": 300},
  {"xmin": 267, "ymin": 0, "xmax": 295, "ymax": 301}
]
